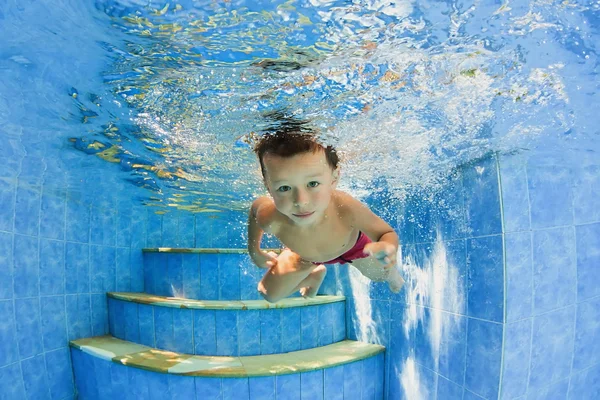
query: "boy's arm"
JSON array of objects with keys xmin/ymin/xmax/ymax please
[
  {"xmin": 341, "ymin": 193, "xmax": 399, "ymax": 267},
  {"xmin": 247, "ymin": 197, "xmax": 278, "ymax": 269}
]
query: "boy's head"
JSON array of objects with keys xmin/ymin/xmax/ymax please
[
  {"xmin": 254, "ymin": 131, "xmax": 339, "ymax": 180},
  {"xmin": 254, "ymin": 130, "xmax": 340, "ymax": 224}
]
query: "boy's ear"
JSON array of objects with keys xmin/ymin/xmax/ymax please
[{"xmin": 332, "ymin": 167, "xmax": 340, "ymax": 187}]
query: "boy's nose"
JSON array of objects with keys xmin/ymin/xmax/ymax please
[{"xmin": 293, "ymin": 189, "xmax": 309, "ymax": 206}]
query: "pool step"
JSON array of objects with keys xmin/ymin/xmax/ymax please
[
  {"xmin": 142, "ymin": 249, "xmax": 267, "ymax": 301},
  {"xmin": 70, "ymin": 335, "xmax": 385, "ymax": 399},
  {"xmin": 107, "ymin": 292, "xmax": 346, "ymax": 356}
]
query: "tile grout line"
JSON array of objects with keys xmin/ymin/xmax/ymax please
[{"xmin": 495, "ymin": 152, "xmax": 507, "ymax": 400}]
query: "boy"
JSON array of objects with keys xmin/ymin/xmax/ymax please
[{"xmin": 247, "ymin": 130, "xmax": 405, "ymax": 303}]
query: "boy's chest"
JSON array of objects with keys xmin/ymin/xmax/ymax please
[{"xmin": 275, "ymin": 220, "xmax": 359, "ymax": 263}]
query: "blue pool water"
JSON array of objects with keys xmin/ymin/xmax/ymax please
[{"xmin": 0, "ymin": 0, "xmax": 599, "ymax": 399}]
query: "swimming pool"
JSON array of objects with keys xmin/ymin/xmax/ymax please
[{"xmin": 0, "ymin": 0, "xmax": 598, "ymax": 399}]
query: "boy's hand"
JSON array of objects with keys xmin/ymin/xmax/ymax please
[
  {"xmin": 251, "ymin": 250, "xmax": 279, "ymax": 269},
  {"xmin": 363, "ymin": 242, "xmax": 397, "ymax": 269}
]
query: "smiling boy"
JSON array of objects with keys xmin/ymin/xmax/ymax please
[{"xmin": 248, "ymin": 130, "xmax": 404, "ymax": 303}]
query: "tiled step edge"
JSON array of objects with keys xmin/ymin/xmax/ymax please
[
  {"xmin": 70, "ymin": 335, "xmax": 385, "ymax": 378},
  {"xmin": 108, "ymin": 292, "xmax": 345, "ymax": 310},
  {"xmin": 142, "ymin": 248, "xmax": 279, "ymax": 253}
]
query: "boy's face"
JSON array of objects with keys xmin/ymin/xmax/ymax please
[{"xmin": 262, "ymin": 150, "xmax": 339, "ymax": 226}]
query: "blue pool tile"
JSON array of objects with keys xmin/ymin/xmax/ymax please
[
  {"xmin": 467, "ymin": 235, "xmax": 504, "ymax": 322},
  {"xmin": 162, "ymin": 215, "xmax": 178, "ymax": 246},
  {"xmin": 281, "ymin": 308, "xmax": 301, "ymax": 353},
  {"xmin": 123, "ymin": 302, "xmax": 140, "ymax": 343},
  {"xmin": 529, "ymin": 307, "xmax": 575, "ymax": 392},
  {"xmin": 462, "ymin": 156, "xmax": 502, "ymax": 237},
  {"xmin": 110, "ymin": 363, "xmax": 128, "ymax": 399},
  {"xmin": 182, "ymin": 254, "xmax": 201, "ymax": 299},
  {"xmin": 436, "ymin": 174, "xmax": 467, "ymax": 241},
  {"xmin": 527, "ymin": 378, "xmax": 569, "ymax": 400},
  {"xmin": 223, "ymin": 377, "xmax": 249, "ymax": 400},
  {"xmin": 143, "ymin": 253, "xmax": 157, "ymax": 295},
  {"xmin": 500, "ymin": 319, "xmax": 532, "ymax": 399},
  {"xmin": 0, "ymin": 232, "xmax": 13, "ymax": 299},
  {"xmin": 216, "ymin": 311, "xmax": 238, "ymax": 356},
  {"xmin": 173, "ymin": 309, "xmax": 194, "ymax": 354},
  {"xmin": 200, "ymin": 254, "xmax": 219, "ymax": 300},
  {"xmin": 0, "ymin": 301, "xmax": 18, "ymax": 367},
  {"xmin": 116, "ymin": 207, "xmax": 132, "ymax": 248},
  {"xmin": 463, "ymin": 389, "xmax": 485, "ymax": 399},
  {"xmin": 573, "ymin": 297, "xmax": 600, "ymax": 371},
  {"xmin": 301, "ymin": 306, "xmax": 319, "ymax": 350},
  {"xmin": 71, "ymin": 349, "xmax": 98, "ymax": 399},
  {"xmin": 130, "ymin": 251, "xmax": 144, "ymax": 292},
  {"xmin": 128, "ymin": 366, "xmax": 149, "ymax": 399},
  {"xmin": 375, "ymin": 353, "xmax": 384, "ymax": 400},
  {"xmin": 90, "ymin": 245, "xmax": 116, "ymax": 293},
  {"xmin": 146, "ymin": 212, "xmax": 162, "ymax": 247},
  {"xmin": 65, "ymin": 294, "xmax": 91, "ymax": 341},
  {"xmin": 0, "ymin": 363, "xmax": 26, "ymax": 400},
  {"xmin": 532, "ymin": 227, "xmax": 576, "ymax": 315},
  {"xmin": 276, "ymin": 374, "xmax": 300, "ymax": 400},
  {"xmin": 318, "ymin": 303, "xmax": 334, "ymax": 346},
  {"xmin": 414, "ymin": 306, "xmax": 437, "ymax": 372},
  {"xmin": 219, "ymin": 254, "xmax": 241, "ymax": 300},
  {"xmin": 167, "ymin": 254, "xmax": 183, "ymax": 297},
  {"xmin": 195, "ymin": 377, "xmax": 221, "ymax": 399},
  {"xmin": 437, "ymin": 375, "xmax": 462, "ymax": 400},
  {"xmin": 576, "ymin": 223, "xmax": 600, "ymax": 301},
  {"xmin": 65, "ymin": 242, "xmax": 89, "ymax": 294},
  {"xmin": 240, "ymin": 255, "xmax": 262, "ymax": 300},
  {"xmin": 398, "ymin": 202, "xmax": 415, "ymax": 245},
  {"xmin": 168, "ymin": 375, "xmax": 196, "ymax": 399},
  {"xmin": 91, "ymin": 294, "xmax": 108, "ymax": 335},
  {"xmin": 110, "ymin": 298, "xmax": 126, "ymax": 339},
  {"xmin": 13, "ymin": 234, "xmax": 39, "ymax": 298},
  {"xmin": 45, "ymin": 348, "xmax": 73, "ymax": 400},
  {"xmin": 332, "ymin": 302, "xmax": 345, "ymax": 342},
  {"xmin": 130, "ymin": 208, "xmax": 146, "ymax": 249},
  {"xmin": 138, "ymin": 304, "xmax": 155, "ymax": 347},
  {"xmin": 527, "ymin": 163, "xmax": 573, "ymax": 229},
  {"xmin": 465, "ymin": 318, "xmax": 503, "ymax": 399},
  {"xmin": 14, "ymin": 183, "xmax": 40, "ymax": 236},
  {"xmin": 568, "ymin": 363, "xmax": 600, "ymax": 399},
  {"xmin": 410, "ymin": 197, "xmax": 437, "ymax": 244},
  {"xmin": 116, "ymin": 247, "xmax": 131, "ymax": 292},
  {"xmin": 343, "ymin": 361, "xmax": 361, "ymax": 400},
  {"xmin": 499, "ymin": 154, "xmax": 531, "ymax": 233},
  {"xmin": 93, "ymin": 356, "xmax": 113, "ymax": 399},
  {"xmin": 0, "ymin": 179, "xmax": 15, "ymax": 232},
  {"xmin": 441, "ymin": 239, "xmax": 468, "ymax": 315},
  {"xmin": 438, "ymin": 312, "xmax": 467, "ymax": 386},
  {"xmin": 147, "ymin": 371, "xmax": 170, "ymax": 400},
  {"xmin": 505, "ymin": 232, "xmax": 533, "ymax": 322},
  {"xmin": 15, "ymin": 297, "xmax": 43, "ymax": 359},
  {"xmin": 90, "ymin": 207, "xmax": 116, "ymax": 246},
  {"xmin": 40, "ymin": 296, "xmax": 67, "ymax": 351},
  {"xmin": 301, "ymin": 370, "xmax": 323, "ymax": 400},
  {"xmin": 238, "ymin": 311, "xmax": 260, "ymax": 356},
  {"xmin": 260, "ymin": 310, "xmax": 282, "ymax": 355},
  {"xmin": 65, "ymin": 198, "xmax": 89, "ymax": 243},
  {"xmin": 21, "ymin": 354, "xmax": 51, "ymax": 400},
  {"xmin": 361, "ymin": 357, "xmax": 377, "ymax": 399},
  {"xmin": 178, "ymin": 213, "xmax": 195, "ymax": 247},
  {"xmin": 154, "ymin": 307, "xmax": 175, "ymax": 351},
  {"xmin": 39, "ymin": 239, "xmax": 64, "ymax": 295},
  {"xmin": 323, "ymin": 365, "xmax": 344, "ymax": 400},
  {"xmin": 250, "ymin": 376, "xmax": 275, "ymax": 400},
  {"xmin": 194, "ymin": 310, "xmax": 217, "ymax": 355},
  {"xmin": 573, "ymin": 164, "xmax": 600, "ymax": 224},
  {"xmin": 39, "ymin": 191, "xmax": 65, "ymax": 240},
  {"xmin": 194, "ymin": 217, "xmax": 212, "ymax": 248}
]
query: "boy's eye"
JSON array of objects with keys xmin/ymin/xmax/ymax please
[
  {"xmin": 277, "ymin": 185, "xmax": 291, "ymax": 192},
  {"xmin": 308, "ymin": 181, "xmax": 320, "ymax": 188}
]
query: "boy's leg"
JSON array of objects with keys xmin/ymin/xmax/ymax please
[
  {"xmin": 295, "ymin": 264, "xmax": 327, "ymax": 298},
  {"xmin": 350, "ymin": 257, "xmax": 404, "ymax": 293},
  {"xmin": 257, "ymin": 249, "xmax": 320, "ymax": 303}
]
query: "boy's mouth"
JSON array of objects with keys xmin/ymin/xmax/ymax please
[{"xmin": 293, "ymin": 211, "xmax": 314, "ymax": 218}]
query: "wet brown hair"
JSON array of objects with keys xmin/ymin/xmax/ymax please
[{"xmin": 254, "ymin": 131, "xmax": 339, "ymax": 179}]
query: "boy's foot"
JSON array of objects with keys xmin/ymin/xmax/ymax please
[
  {"xmin": 386, "ymin": 267, "xmax": 405, "ymax": 293},
  {"xmin": 299, "ymin": 264, "xmax": 327, "ymax": 298}
]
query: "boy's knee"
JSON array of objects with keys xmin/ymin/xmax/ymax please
[{"xmin": 257, "ymin": 282, "xmax": 281, "ymax": 304}]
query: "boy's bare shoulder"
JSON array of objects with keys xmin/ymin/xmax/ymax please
[
  {"xmin": 250, "ymin": 196, "xmax": 279, "ymax": 233},
  {"xmin": 332, "ymin": 190, "xmax": 371, "ymax": 223}
]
